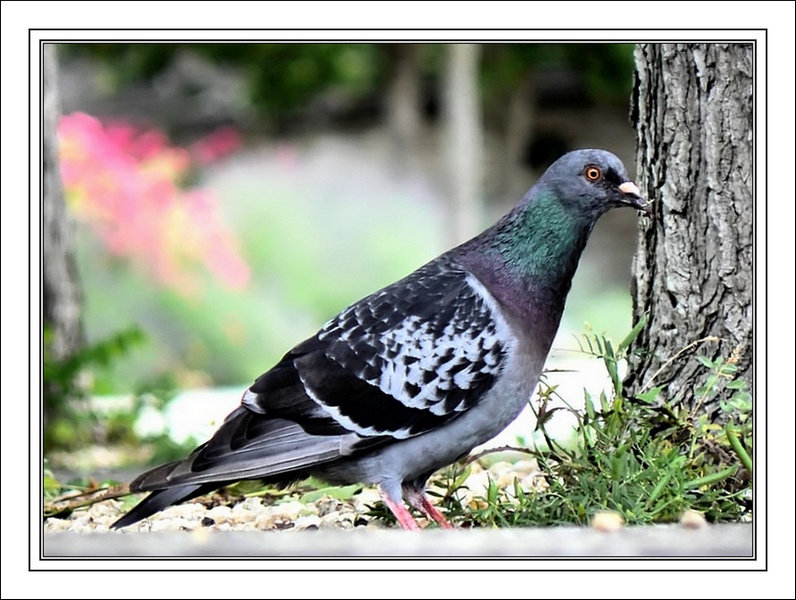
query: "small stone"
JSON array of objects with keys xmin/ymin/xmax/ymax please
[
  {"xmin": 293, "ymin": 515, "xmax": 322, "ymax": 530},
  {"xmin": 316, "ymin": 497, "xmax": 341, "ymax": 517},
  {"xmin": 591, "ymin": 510, "xmax": 625, "ymax": 532},
  {"xmin": 496, "ymin": 472, "xmax": 519, "ymax": 489},
  {"xmin": 512, "ymin": 459, "xmax": 541, "ymax": 476},
  {"xmin": 521, "ymin": 472, "xmax": 549, "ymax": 494},
  {"xmin": 44, "ymin": 518, "xmax": 72, "ymax": 532},
  {"xmin": 206, "ymin": 505, "xmax": 233, "ymax": 524},
  {"xmin": 487, "ymin": 461, "xmax": 515, "ymax": 477},
  {"xmin": 274, "ymin": 500, "xmax": 310, "ymax": 520},
  {"xmin": 253, "ymin": 512, "xmax": 277, "ymax": 529},
  {"xmin": 150, "ymin": 517, "xmax": 196, "ymax": 532},
  {"xmin": 679, "ymin": 509, "xmax": 708, "ymax": 529},
  {"xmin": 232, "ymin": 497, "xmax": 264, "ymax": 514},
  {"xmin": 201, "ymin": 516, "xmax": 216, "ymax": 527},
  {"xmin": 161, "ymin": 502, "xmax": 205, "ymax": 521},
  {"xmin": 273, "ymin": 518, "xmax": 295, "ymax": 530},
  {"xmin": 356, "ymin": 488, "xmax": 382, "ymax": 505}
]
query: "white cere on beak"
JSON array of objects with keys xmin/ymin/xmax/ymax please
[{"xmin": 618, "ymin": 181, "xmax": 641, "ymax": 196}]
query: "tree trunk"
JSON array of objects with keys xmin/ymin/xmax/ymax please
[
  {"xmin": 443, "ymin": 44, "xmax": 483, "ymax": 245},
  {"xmin": 42, "ymin": 44, "xmax": 84, "ymax": 408},
  {"xmin": 385, "ymin": 44, "xmax": 422, "ymax": 168},
  {"xmin": 627, "ymin": 44, "xmax": 753, "ymax": 422}
]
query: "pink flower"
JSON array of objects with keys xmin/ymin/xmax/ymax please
[{"xmin": 58, "ymin": 113, "xmax": 249, "ymax": 295}]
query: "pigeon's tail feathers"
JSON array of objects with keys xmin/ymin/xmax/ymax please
[
  {"xmin": 112, "ymin": 406, "xmax": 356, "ymax": 528},
  {"xmin": 110, "ymin": 484, "xmax": 206, "ymax": 529},
  {"xmin": 130, "ymin": 409, "xmax": 346, "ymax": 490}
]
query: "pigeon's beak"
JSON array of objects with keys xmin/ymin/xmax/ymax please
[{"xmin": 618, "ymin": 181, "xmax": 652, "ymax": 214}]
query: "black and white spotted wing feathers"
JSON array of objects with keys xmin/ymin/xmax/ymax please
[{"xmin": 250, "ymin": 259, "xmax": 508, "ymax": 440}]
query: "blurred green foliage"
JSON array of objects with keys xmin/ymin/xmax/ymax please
[
  {"xmin": 62, "ymin": 42, "xmax": 634, "ymax": 126},
  {"xmin": 43, "ymin": 323, "xmax": 144, "ymax": 449},
  {"xmin": 43, "ymin": 320, "xmax": 200, "ymax": 461},
  {"xmin": 481, "ymin": 43, "xmax": 634, "ymax": 102},
  {"xmin": 63, "ymin": 43, "xmax": 384, "ymax": 124}
]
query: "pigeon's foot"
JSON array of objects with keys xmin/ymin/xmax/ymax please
[
  {"xmin": 403, "ymin": 485, "xmax": 453, "ymax": 529},
  {"xmin": 378, "ymin": 484, "xmax": 421, "ymax": 530}
]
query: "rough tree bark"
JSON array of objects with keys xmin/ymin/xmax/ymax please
[
  {"xmin": 627, "ymin": 44, "xmax": 753, "ymax": 422},
  {"xmin": 42, "ymin": 44, "xmax": 84, "ymax": 410}
]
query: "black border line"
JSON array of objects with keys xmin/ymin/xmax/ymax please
[{"xmin": 32, "ymin": 30, "xmax": 765, "ymax": 572}]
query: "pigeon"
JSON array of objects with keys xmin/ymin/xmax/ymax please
[{"xmin": 112, "ymin": 149, "xmax": 648, "ymax": 530}]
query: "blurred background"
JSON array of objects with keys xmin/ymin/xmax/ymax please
[{"xmin": 47, "ymin": 43, "xmax": 641, "ymax": 470}]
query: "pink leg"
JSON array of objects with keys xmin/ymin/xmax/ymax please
[
  {"xmin": 378, "ymin": 484, "xmax": 420, "ymax": 530},
  {"xmin": 402, "ymin": 485, "xmax": 453, "ymax": 529}
]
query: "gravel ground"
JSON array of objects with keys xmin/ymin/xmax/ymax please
[
  {"xmin": 42, "ymin": 457, "xmax": 754, "ymax": 559},
  {"xmin": 44, "ymin": 459, "xmax": 547, "ymax": 534},
  {"xmin": 45, "ymin": 489, "xmax": 388, "ymax": 534}
]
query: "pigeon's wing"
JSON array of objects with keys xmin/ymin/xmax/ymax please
[
  {"xmin": 248, "ymin": 260, "xmax": 511, "ymax": 440},
  {"xmin": 130, "ymin": 261, "xmax": 510, "ymax": 492}
]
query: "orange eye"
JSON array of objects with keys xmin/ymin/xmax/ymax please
[{"xmin": 584, "ymin": 166, "xmax": 602, "ymax": 181}]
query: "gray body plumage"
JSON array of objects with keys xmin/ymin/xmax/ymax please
[{"xmin": 113, "ymin": 149, "xmax": 648, "ymax": 530}]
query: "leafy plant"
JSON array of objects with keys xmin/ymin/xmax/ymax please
[
  {"xmin": 44, "ymin": 325, "xmax": 145, "ymax": 450},
  {"xmin": 43, "ymin": 322, "xmax": 199, "ymax": 465}
]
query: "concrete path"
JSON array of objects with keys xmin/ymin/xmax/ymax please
[{"xmin": 43, "ymin": 522, "xmax": 753, "ymax": 558}]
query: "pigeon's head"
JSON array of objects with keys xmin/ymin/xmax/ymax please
[{"xmin": 538, "ymin": 149, "xmax": 650, "ymax": 217}]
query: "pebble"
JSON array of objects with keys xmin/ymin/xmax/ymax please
[
  {"xmin": 679, "ymin": 509, "xmax": 708, "ymax": 529},
  {"xmin": 590, "ymin": 510, "xmax": 625, "ymax": 532}
]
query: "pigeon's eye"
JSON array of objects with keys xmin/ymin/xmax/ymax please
[{"xmin": 584, "ymin": 166, "xmax": 602, "ymax": 181}]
